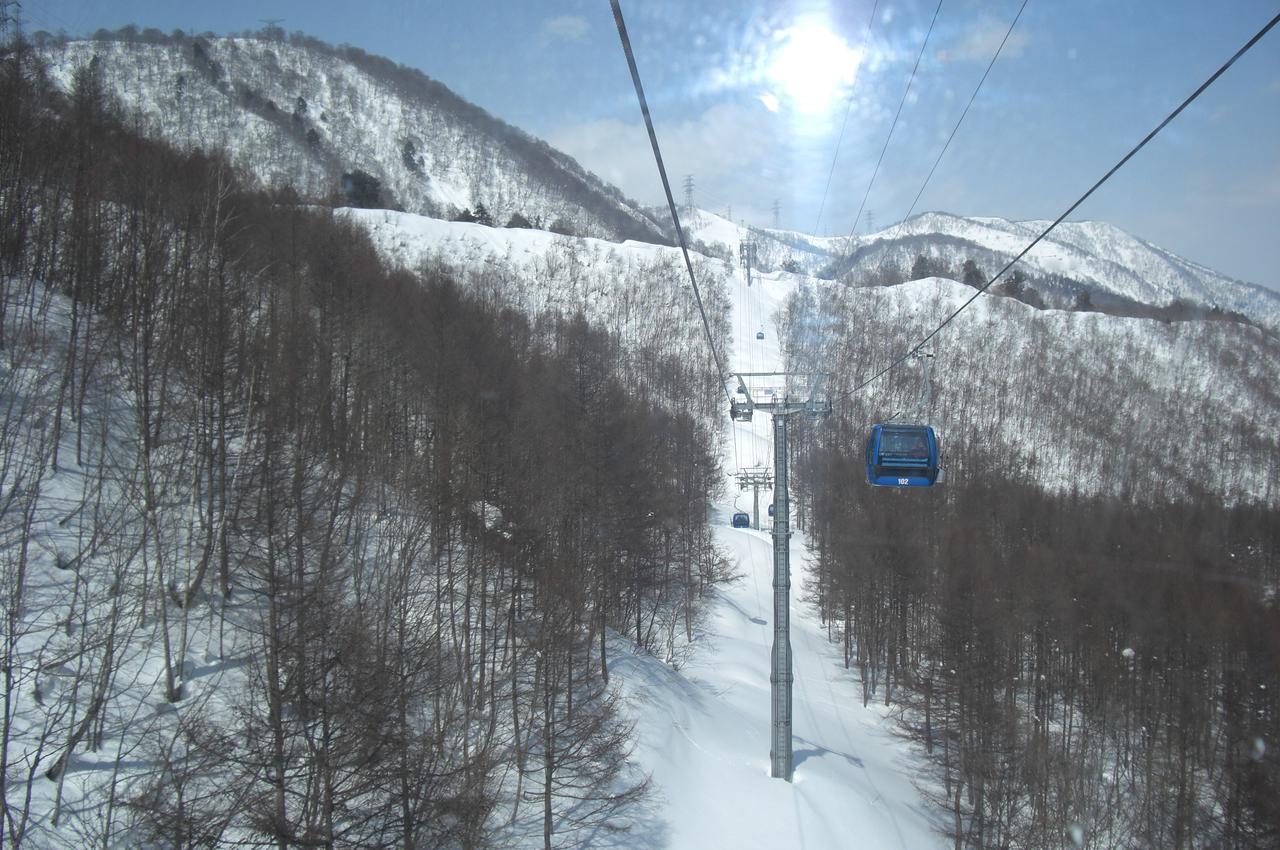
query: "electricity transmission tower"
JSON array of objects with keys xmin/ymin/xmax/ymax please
[
  {"xmin": 730, "ymin": 372, "xmax": 832, "ymax": 781},
  {"xmin": 258, "ymin": 18, "xmax": 285, "ymax": 40},
  {"xmin": 772, "ymin": 199, "xmax": 780, "ymax": 229},
  {"xmin": 683, "ymin": 174, "xmax": 694, "ymax": 215},
  {"xmin": 1, "ymin": 1, "xmax": 22, "ymax": 36}
]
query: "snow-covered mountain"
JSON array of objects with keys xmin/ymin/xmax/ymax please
[
  {"xmin": 835, "ymin": 211, "xmax": 1280, "ymax": 330},
  {"xmin": 6, "ymin": 31, "xmax": 1278, "ymax": 847},
  {"xmin": 674, "ymin": 207, "xmax": 1280, "ymax": 330},
  {"xmin": 679, "ymin": 208, "xmax": 847, "ymax": 276},
  {"xmin": 35, "ymin": 32, "xmax": 1278, "ymax": 331},
  {"xmin": 36, "ymin": 32, "xmax": 669, "ymax": 244}
]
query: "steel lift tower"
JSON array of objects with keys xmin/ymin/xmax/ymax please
[
  {"xmin": 739, "ymin": 240, "xmax": 758, "ymax": 287},
  {"xmin": 736, "ymin": 466, "xmax": 773, "ymax": 530},
  {"xmin": 730, "ymin": 372, "xmax": 831, "ymax": 780}
]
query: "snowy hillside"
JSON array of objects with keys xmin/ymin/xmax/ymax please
[
  {"xmin": 804, "ymin": 275, "xmax": 1280, "ymax": 505},
  {"xmin": 609, "ymin": 253, "xmax": 948, "ymax": 849},
  {"xmin": 679, "ymin": 207, "xmax": 846, "ymax": 277},
  {"xmin": 36, "ymin": 32, "xmax": 669, "ymax": 244},
  {"xmin": 35, "ymin": 31, "xmax": 1277, "ymax": 328},
  {"xmin": 339, "ymin": 207, "xmax": 1280, "ymax": 509},
  {"xmin": 0, "ymin": 236, "xmax": 945, "ymax": 850},
  {"xmin": 838, "ymin": 211, "xmax": 1280, "ymax": 329},
  {"xmin": 664, "ymin": 205, "xmax": 1280, "ymax": 334}
]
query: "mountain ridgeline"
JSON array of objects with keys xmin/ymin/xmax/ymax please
[
  {"xmin": 32, "ymin": 26, "xmax": 672, "ymax": 244},
  {"xmin": 31, "ymin": 29, "xmax": 1280, "ymax": 332},
  {"xmin": 826, "ymin": 212, "xmax": 1280, "ymax": 331}
]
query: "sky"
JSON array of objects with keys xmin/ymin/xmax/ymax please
[{"xmin": 17, "ymin": 0, "xmax": 1280, "ymax": 289}]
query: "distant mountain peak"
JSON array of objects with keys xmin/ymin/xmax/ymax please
[{"xmin": 837, "ymin": 212, "xmax": 1280, "ymax": 329}]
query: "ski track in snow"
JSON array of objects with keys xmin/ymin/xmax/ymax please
[{"xmin": 608, "ymin": 265, "xmax": 946, "ymax": 849}]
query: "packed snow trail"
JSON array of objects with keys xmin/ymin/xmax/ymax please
[{"xmin": 608, "ymin": 263, "xmax": 946, "ymax": 849}]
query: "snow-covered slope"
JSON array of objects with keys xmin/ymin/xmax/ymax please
[
  {"xmin": 611, "ymin": 522, "xmax": 946, "ymax": 849},
  {"xmin": 681, "ymin": 207, "xmax": 846, "ymax": 277},
  {"xmin": 677, "ymin": 206, "xmax": 1280, "ymax": 333},
  {"xmin": 843, "ymin": 276, "xmax": 1279, "ymax": 502},
  {"xmin": 607, "ymin": 249, "xmax": 946, "ymax": 850},
  {"xmin": 347, "ymin": 209, "xmax": 1280, "ymax": 508},
  {"xmin": 839, "ymin": 212, "xmax": 1280, "ymax": 329},
  {"xmin": 343, "ymin": 208, "xmax": 728, "ymax": 383},
  {"xmin": 38, "ymin": 34, "xmax": 668, "ymax": 244},
  {"xmin": 7, "ymin": 205, "xmax": 1274, "ymax": 849}
]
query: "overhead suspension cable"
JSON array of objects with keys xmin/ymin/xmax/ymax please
[
  {"xmin": 850, "ymin": 0, "xmax": 1027, "ymax": 265},
  {"xmin": 900, "ymin": 0, "xmax": 1029, "ymax": 223},
  {"xmin": 840, "ymin": 9, "xmax": 1280, "ymax": 400},
  {"xmin": 609, "ymin": 0, "xmax": 734, "ymax": 406},
  {"xmin": 847, "ymin": 0, "xmax": 945, "ymax": 240},
  {"xmin": 813, "ymin": 0, "xmax": 880, "ymax": 236}
]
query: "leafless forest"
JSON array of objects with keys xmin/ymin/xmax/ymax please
[
  {"xmin": 3, "ymin": 26, "xmax": 1279, "ymax": 850},
  {"xmin": 2, "ymin": 46, "xmax": 726, "ymax": 848},
  {"xmin": 782, "ymin": 281, "xmax": 1280, "ymax": 848}
]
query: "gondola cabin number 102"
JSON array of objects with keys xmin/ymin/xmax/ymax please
[{"xmin": 865, "ymin": 424, "xmax": 941, "ymax": 488}]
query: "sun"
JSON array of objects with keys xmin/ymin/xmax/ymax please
[{"xmin": 765, "ymin": 20, "xmax": 861, "ymax": 114}]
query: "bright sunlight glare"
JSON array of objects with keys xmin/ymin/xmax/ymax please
[{"xmin": 765, "ymin": 20, "xmax": 861, "ymax": 114}]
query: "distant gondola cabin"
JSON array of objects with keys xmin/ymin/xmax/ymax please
[
  {"xmin": 865, "ymin": 424, "xmax": 940, "ymax": 487},
  {"xmin": 731, "ymin": 511, "xmax": 751, "ymax": 528}
]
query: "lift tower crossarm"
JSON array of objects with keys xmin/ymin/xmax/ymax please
[{"xmin": 736, "ymin": 466, "xmax": 774, "ymax": 530}]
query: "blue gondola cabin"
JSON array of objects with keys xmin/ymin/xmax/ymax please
[
  {"xmin": 865, "ymin": 424, "xmax": 940, "ymax": 487},
  {"xmin": 731, "ymin": 511, "xmax": 751, "ymax": 528}
]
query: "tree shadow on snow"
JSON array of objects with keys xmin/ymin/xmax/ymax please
[{"xmin": 717, "ymin": 591, "xmax": 768, "ymax": 626}]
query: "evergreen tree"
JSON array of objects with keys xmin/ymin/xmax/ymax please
[
  {"xmin": 962, "ymin": 258, "xmax": 985, "ymax": 288},
  {"xmin": 340, "ymin": 170, "xmax": 382, "ymax": 208}
]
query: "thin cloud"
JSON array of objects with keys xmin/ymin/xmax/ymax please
[
  {"xmin": 542, "ymin": 15, "xmax": 590, "ymax": 42},
  {"xmin": 938, "ymin": 17, "xmax": 1028, "ymax": 63},
  {"xmin": 1222, "ymin": 163, "xmax": 1280, "ymax": 209},
  {"xmin": 548, "ymin": 103, "xmax": 778, "ymax": 207}
]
